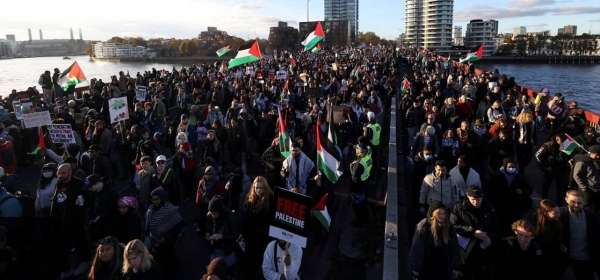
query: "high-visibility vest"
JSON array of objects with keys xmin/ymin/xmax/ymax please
[
  {"xmin": 358, "ymin": 153, "xmax": 373, "ymax": 181},
  {"xmin": 367, "ymin": 123, "xmax": 381, "ymax": 146}
]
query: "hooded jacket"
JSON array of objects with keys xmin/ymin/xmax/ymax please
[
  {"xmin": 419, "ymin": 172, "xmax": 459, "ymax": 210},
  {"xmin": 572, "ymin": 154, "xmax": 600, "ymax": 192}
]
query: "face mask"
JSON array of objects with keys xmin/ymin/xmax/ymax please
[
  {"xmin": 43, "ymin": 171, "xmax": 54, "ymax": 178},
  {"xmin": 424, "ymin": 155, "xmax": 432, "ymax": 160},
  {"xmin": 143, "ymin": 134, "xmax": 149, "ymax": 140},
  {"xmin": 506, "ymin": 167, "xmax": 517, "ymax": 174}
]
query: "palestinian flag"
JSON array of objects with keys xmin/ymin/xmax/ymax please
[
  {"xmin": 301, "ymin": 21, "xmax": 325, "ymax": 51},
  {"xmin": 561, "ymin": 134, "xmax": 579, "ymax": 155},
  {"xmin": 28, "ymin": 127, "xmax": 46, "ymax": 155},
  {"xmin": 312, "ymin": 194, "xmax": 331, "ymax": 231},
  {"xmin": 216, "ymin": 45, "xmax": 232, "ymax": 57},
  {"xmin": 278, "ymin": 109, "xmax": 292, "ymax": 158},
  {"xmin": 228, "ymin": 40, "xmax": 262, "ymax": 68},
  {"xmin": 312, "ymin": 43, "xmax": 322, "ymax": 54},
  {"xmin": 459, "ymin": 44, "xmax": 483, "ymax": 64},
  {"xmin": 58, "ymin": 61, "xmax": 87, "ymax": 91},
  {"xmin": 316, "ymin": 108, "xmax": 343, "ymax": 183},
  {"xmin": 401, "ymin": 78, "xmax": 411, "ymax": 95},
  {"xmin": 219, "ymin": 61, "xmax": 228, "ymax": 73}
]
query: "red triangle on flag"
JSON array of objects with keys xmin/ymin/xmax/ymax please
[
  {"xmin": 314, "ymin": 21, "xmax": 325, "ymax": 37},
  {"xmin": 312, "ymin": 193, "xmax": 328, "ymax": 211},
  {"xmin": 248, "ymin": 41, "xmax": 262, "ymax": 58}
]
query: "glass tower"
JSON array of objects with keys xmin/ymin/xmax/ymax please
[{"xmin": 324, "ymin": 0, "xmax": 358, "ymax": 44}]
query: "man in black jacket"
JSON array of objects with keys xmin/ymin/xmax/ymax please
[
  {"xmin": 450, "ymin": 186, "xmax": 499, "ymax": 280},
  {"xmin": 559, "ymin": 190, "xmax": 600, "ymax": 280}
]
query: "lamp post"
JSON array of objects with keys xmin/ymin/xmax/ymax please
[{"xmin": 307, "ymin": 0, "xmax": 310, "ymax": 22}]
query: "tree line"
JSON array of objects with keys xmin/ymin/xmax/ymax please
[{"xmin": 499, "ymin": 34, "xmax": 599, "ymax": 56}]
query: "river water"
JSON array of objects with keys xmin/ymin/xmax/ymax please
[{"xmin": 0, "ymin": 56, "xmax": 598, "ymax": 108}]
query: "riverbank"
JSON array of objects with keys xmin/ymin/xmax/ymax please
[
  {"xmin": 91, "ymin": 56, "xmax": 229, "ymax": 63},
  {"xmin": 473, "ymin": 55, "xmax": 600, "ymax": 64}
]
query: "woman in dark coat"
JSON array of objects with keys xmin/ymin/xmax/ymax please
[
  {"xmin": 488, "ymin": 158, "xmax": 533, "ymax": 237},
  {"xmin": 88, "ymin": 236, "xmax": 125, "ymax": 280},
  {"xmin": 410, "ymin": 200, "xmax": 461, "ymax": 280},
  {"xmin": 122, "ymin": 239, "xmax": 164, "ymax": 280},
  {"xmin": 109, "ymin": 196, "xmax": 142, "ymax": 244},
  {"xmin": 529, "ymin": 199, "xmax": 568, "ymax": 280}
]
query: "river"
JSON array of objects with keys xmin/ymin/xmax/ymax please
[{"xmin": 0, "ymin": 56, "xmax": 598, "ymax": 108}]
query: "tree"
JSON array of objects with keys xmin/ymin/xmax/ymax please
[
  {"xmin": 179, "ymin": 40, "xmax": 198, "ymax": 56},
  {"xmin": 127, "ymin": 37, "xmax": 147, "ymax": 47},
  {"xmin": 85, "ymin": 41, "xmax": 99, "ymax": 57},
  {"xmin": 358, "ymin": 31, "xmax": 381, "ymax": 45},
  {"xmin": 108, "ymin": 36, "xmax": 124, "ymax": 43}
]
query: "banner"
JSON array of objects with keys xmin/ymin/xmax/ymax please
[
  {"xmin": 48, "ymin": 124, "xmax": 76, "ymax": 144},
  {"xmin": 269, "ymin": 187, "xmax": 312, "ymax": 248},
  {"xmin": 276, "ymin": 70, "xmax": 287, "ymax": 80},
  {"xmin": 136, "ymin": 86, "xmax": 147, "ymax": 102},
  {"xmin": 108, "ymin": 97, "xmax": 129, "ymax": 123},
  {"xmin": 22, "ymin": 111, "xmax": 52, "ymax": 128}
]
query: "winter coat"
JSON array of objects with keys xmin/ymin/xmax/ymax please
[{"xmin": 419, "ymin": 173, "xmax": 459, "ymax": 210}]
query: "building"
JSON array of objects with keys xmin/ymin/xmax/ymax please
[
  {"xmin": 405, "ymin": 0, "xmax": 454, "ymax": 50},
  {"xmin": 92, "ymin": 42, "xmax": 149, "ymax": 58},
  {"xmin": 197, "ymin": 27, "xmax": 232, "ymax": 55},
  {"xmin": 28, "ymin": 28, "xmax": 32, "ymax": 41},
  {"xmin": 526, "ymin": 30, "xmax": 551, "ymax": 37},
  {"xmin": 513, "ymin": 26, "xmax": 526, "ymax": 36},
  {"xmin": 0, "ymin": 40, "xmax": 19, "ymax": 57},
  {"xmin": 564, "ymin": 25, "xmax": 577, "ymax": 36},
  {"xmin": 493, "ymin": 35, "xmax": 504, "ymax": 54},
  {"xmin": 465, "ymin": 19, "xmax": 499, "ymax": 56},
  {"xmin": 557, "ymin": 28, "xmax": 564, "ymax": 35},
  {"xmin": 452, "ymin": 26, "xmax": 464, "ymax": 46},
  {"xmin": 20, "ymin": 39, "xmax": 83, "ymax": 56},
  {"xmin": 324, "ymin": 0, "xmax": 358, "ymax": 44},
  {"xmin": 5, "ymin": 35, "xmax": 15, "ymax": 41},
  {"xmin": 268, "ymin": 22, "xmax": 299, "ymax": 51},
  {"xmin": 299, "ymin": 20, "xmax": 351, "ymax": 47}
]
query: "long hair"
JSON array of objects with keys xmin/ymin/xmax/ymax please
[
  {"xmin": 516, "ymin": 110, "xmax": 533, "ymax": 124},
  {"xmin": 122, "ymin": 239, "xmax": 153, "ymax": 274},
  {"xmin": 246, "ymin": 176, "xmax": 273, "ymax": 214},
  {"xmin": 429, "ymin": 208, "xmax": 450, "ymax": 245},
  {"xmin": 89, "ymin": 236, "xmax": 124, "ymax": 280},
  {"xmin": 536, "ymin": 199, "xmax": 558, "ymax": 236}
]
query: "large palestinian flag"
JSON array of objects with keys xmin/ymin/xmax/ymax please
[
  {"xmin": 58, "ymin": 61, "xmax": 87, "ymax": 91},
  {"xmin": 312, "ymin": 194, "xmax": 331, "ymax": 231},
  {"xmin": 301, "ymin": 21, "xmax": 325, "ymax": 51},
  {"xmin": 316, "ymin": 108, "xmax": 343, "ymax": 183},
  {"xmin": 228, "ymin": 41, "xmax": 262, "ymax": 68},
  {"xmin": 278, "ymin": 109, "xmax": 292, "ymax": 158},
  {"xmin": 459, "ymin": 44, "xmax": 483, "ymax": 63},
  {"xmin": 216, "ymin": 45, "xmax": 232, "ymax": 57}
]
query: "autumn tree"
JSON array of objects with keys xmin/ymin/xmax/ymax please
[
  {"xmin": 358, "ymin": 31, "xmax": 381, "ymax": 45},
  {"xmin": 86, "ymin": 41, "xmax": 99, "ymax": 57},
  {"xmin": 108, "ymin": 36, "xmax": 124, "ymax": 43},
  {"xmin": 179, "ymin": 40, "xmax": 199, "ymax": 56}
]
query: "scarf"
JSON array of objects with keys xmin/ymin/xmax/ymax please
[
  {"xmin": 499, "ymin": 167, "xmax": 518, "ymax": 186},
  {"xmin": 146, "ymin": 201, "xmax": 182, "ymax": 238},
  {"xmin": 201, "ymin": 166, "xmax": 218, "ymax": 199},
  {"xmin": 442, "ymin": 137, "xmax": 455, "ymax": 147},
  {"xmin": 283, "ymin": 153, "xmax": 315, "ymax": 194}
]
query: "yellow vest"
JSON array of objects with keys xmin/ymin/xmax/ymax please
[
  {"xmin": 359, "ymin": 153, "xmax": 372, "ymax": 181},
  {"xmin": 367, "ymin": 123, "xmax": 381, "ymax": 146}
]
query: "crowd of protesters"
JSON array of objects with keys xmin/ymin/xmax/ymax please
[
  {"xmin": 0, "ymin": 46, "xmax": 403, "ymax": 279},
  {"xmin": 404, "ymin": 53, "xmax": 600, "ymax": 280}
]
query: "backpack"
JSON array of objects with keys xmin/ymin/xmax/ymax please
[
  {"xmin": 0, "ymin": 191, "xmax": 36, "ymax": 218},
  {"xmin": 547, "ymin": 99, "xmax": 564, "ymax": 117}
]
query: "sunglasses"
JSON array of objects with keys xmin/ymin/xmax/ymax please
[{"xmin": 157, "ymin": 161, "xmax": 166, "ymax": 164}]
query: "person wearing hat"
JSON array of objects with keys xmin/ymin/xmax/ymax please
[
  {"xmin": 450, "ymin": 185, "xmax": 498, "ymax": 280},
  {"xmin": 83, "ymin": 174, "xmax": 119, "ymax": 242},
  {"xmin": 349, "ymin": 142, "xmax": 373, "ymax": 227},
  {"xmin": 572, "ymin": 145, "xmax": 600, "ymax": 212},
  {"xmin": 364, "ymin": 111, "xmax": 382, "ymax": 167},
  {"xmin": 410, "ymin": 200, "xmax": 460, "ymax": 280},
  {"xmin": 409, "ymin": 125, "xmax": 440, "ymax": 159},
  {"xmin": 205, "ymin": 195, "xmax": 238, "ymax": 268},
  {"xmin": 109, "ymin": 196, "xmax": 141, "ymax": 244},
  {"xmin": 149, "ymin": 155, "xmax": 180, "ymax": 205},
  {"xmin": 92, "ymin": 120, "xmax": 113, "ymax": 158},
  {"xmin": 205, "ymin": 105, "xmax": 225, "ymax": 127}
]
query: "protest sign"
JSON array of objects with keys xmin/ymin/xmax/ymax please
[
  {"xmin": 108, "ymin": 97, "xmax": 129, "ymax": 123},
  {"xmin": 136, "ymin": 86, "xmax": 147, "ymax": 102},
  {"xmin": 331, "ymin": 105, "xmax": 346, "ymax": 124},
  {"xmin": 48, "ymin": 124, "xmax": 76, "ymax": 144},
  {"xmin": 276, "ymin": 70, "xmax": 287, "ymax": 80},
  {"xmin": 269, "ymin": 187, "xmax": 312, "ymax": 248},
  {"xmin": 12, "ymin": 101, "xmax": 22, "ymax": 120},
  {"xmin": 22, "ymin": 111, "xmax": 52, "ymax": 128}
]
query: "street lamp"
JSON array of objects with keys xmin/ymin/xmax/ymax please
[{"xmin": 307, "ymin": 0, "xmax": 310, "ymax": 22}]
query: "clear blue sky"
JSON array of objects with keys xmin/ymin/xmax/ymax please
[{"xmin": 1, "ymin": 0, "xmax": 599, "ymax": 41}]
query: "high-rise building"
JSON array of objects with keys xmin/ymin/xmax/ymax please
[
  {"xmin": 465, "ymin": 19, "xmax": 499, "ymax": 56},
  {"xmin": 197, "ymin": 27, "xmax": 232, "ymax": 55},
  {"xmin": 79, "ymin": 28, "xmax": 83, "ymax": 40},
  {"xmin": 268, "ymin": 22, "xmax": 299, "ymax": 50},
  {"xmin": 39, "ymin": 29, "xmax": 43, "ymax": 40},
  {"xmin": 5, "ymin": 35, "xmax": 15, "ymax": 41},
  {"xmin": 70, "ymin": 28, "xmax": 74, "ymax": 40},
  {"xmin": 405, "ymin": 0, "xmax": 454, "ymax": 50},
  {"xmin": 557, "ymin": 28, "xmax": 564, "ymax": 35},
  {"xmin": 564, "ymin": 25, "xmax": 577, "ymax": 35},
  {"xmin": 299, "ymin": 20, "xmax": 351, "ymax": 47},
  {"xmin": 452, "ymin": 26, "xmax": 463, "ymax": 46},
  {"xmin": 324, "ymin": 0, "xmax": 358, "ymax": 44},
  {"xmin": 513, "ymin": 26, "xmax": 526, "ymax": 35},
  {"xmin": 28, "ymin": 28, "xmax": 32, "ymax": 41}
]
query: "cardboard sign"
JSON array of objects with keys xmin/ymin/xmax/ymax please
[
  {"xmin": 136, "ymin": 86, "xmax": 147, "ymax": 102},
  {"xmin": 22, "ymin": 111, "xmax": 52, "ymax": 128},
  {"xmin": 108, "ymin": 97, "xmax": 129, "ymax": 123},
  {"xmin": 48, "ymin": 124, "xmax": 76, "ymax": 144},
  {"xmin": 331, "ymin": 105, "xmax": 346, "ymax": 124},
  {"xmin": 269, "ymin": 187, "xmax": 312, "ymax": 248}
]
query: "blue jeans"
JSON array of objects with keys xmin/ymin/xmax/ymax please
[{"xmin": 210, "ymin": 248, "xmax": 237, "ymax": 267}]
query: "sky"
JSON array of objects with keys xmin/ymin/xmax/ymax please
[{"xmin": 1, "ymin": 0, "xmax": 599, "ymax": 42}]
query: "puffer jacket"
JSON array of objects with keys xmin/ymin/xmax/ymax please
[{"xmin": 419, "ymin": 173, "xmax": 459, "ymax": 209}]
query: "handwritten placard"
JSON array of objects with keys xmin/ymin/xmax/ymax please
[
  {"xmin": 48, "ymin": 124, "xmax": 76, "ymax": 144},
  {"xmin": 136, "ymin": 86, "xmax": 147, "ymax": 102},
  {"xmin": 22, "ymin": 111, "xmax": 52, "ymax": 128}
]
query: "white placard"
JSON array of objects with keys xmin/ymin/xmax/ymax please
[
  {"xmin": 48, "ymin": 124, "xmax": 76, "ymax": 144},
  {"xmin": 136, "ymin": 86, "xmax": 147, "ymax": 102},
  {"xmin": 276, "ymin": 70, "xmax": 287, "ymax": 80},
  {"xmin": 246, "ymin": 66, "xmax": 255, "ymax": 76},
  {"xmin": 12, "ymin": 101, "xmax": 22, "ymax": 120},
  {"xmin": 22, "ymin": 111, "xmax": 51, "ymax": 128},
  {"xmin": 108, "ymin": 97, "xmax": 129, "ymax": 123}
]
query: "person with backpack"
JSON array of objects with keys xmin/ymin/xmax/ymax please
[{"xmin": 546, "ymin": 93, "xmax": 565, "ymax": 132}]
